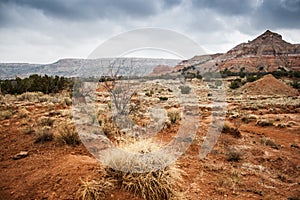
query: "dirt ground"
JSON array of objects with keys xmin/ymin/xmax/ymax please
[{"xmin": 0, "ymin": 80, "xmax": 299, "ymax": 200}]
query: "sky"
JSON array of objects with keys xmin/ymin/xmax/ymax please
[{"xmin": 0, "ymin": 0, "xmax": 300, "ymax": 63}]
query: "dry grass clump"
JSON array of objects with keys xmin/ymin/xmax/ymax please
[
  {"xmin": 261, "ymin": 136, "xmax": 281, "ymax": 150},
  {"xmin": 102, "ymin": 140, "xmax": 184, "ymax": 200},
  {"xmin": 18, "ymin": 108, "xmax": 30, "ymax": 118},
  {"xmin": 241, "ymin": 114, "xmax": 258, "ymax": 123},
  {"xmin": 34, "ymin": 126, "xmax": 53, "ymax": 143},
  {"xmin": 256, "ymin": 119, "xmax": 274, "ymax": 127},
  {"xmin": 37, "ymin": 116, "xmax": 55, "ymax": 127},
  {"xmin": 23, "ymin": 125, "xmax": 35, "ymax": 135},
  {"xmin": 55, "ymin": 121, "xmax": 81, "ymax": 146},
  {"xmin": 226, "ymin": 149, "xmax": 242, "ymax": 162},
  {"xmin": 222, "ymin": 122, "xmax": 241, "ymax": 138},
  {"xmin": 167, "ymin": 111, "xmax": 180, "ymax": 124},
  {"xmin": 76, "ymin": 178, "xmax": 113, "ymax": 200},
  {"xmin": 0, "ymin": 110, "xmax": 13, "ymax": 120},
  {"xmin": 99, "ymin": 116, "xmax": 121, "ymax": 138},
  {"xmin": 17, "ymin": 92, "xmax": 43, "ymax": 101}
]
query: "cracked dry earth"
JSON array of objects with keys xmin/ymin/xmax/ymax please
[{"xmin": 0, "ymin": 79, "xmax": 300, "ymax": 200}]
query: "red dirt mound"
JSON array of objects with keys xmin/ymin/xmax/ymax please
[{"xmin": 239, "ymin": 74, "xmax": 299, "ymax": 96}]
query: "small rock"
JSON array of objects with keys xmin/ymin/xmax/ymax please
[{"xmin": 13, "ymin": 151, "xmax": 29, "ymax": 160}]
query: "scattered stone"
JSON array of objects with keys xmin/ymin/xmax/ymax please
[{"xmin": 13, "ymin": 151, "xmax": 29, "ymax": 160}]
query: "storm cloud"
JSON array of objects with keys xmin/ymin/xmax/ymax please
[{"xmin": 0, "ymin": 0, "xmax": 299, "ymax": 63}]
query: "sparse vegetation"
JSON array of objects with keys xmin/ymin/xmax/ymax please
[
  {"xmin": 222, "ymin": 122, "xmax": 241, "ymax": 138},
  {"xmin": 179, "ymin": 85, "xmax": 191, "ymax": 94},
  {"xmin": 76, "ymin": 179, "xmax": 113, "ymax": 200},
  {"xmin": 0, "ymin": 110, "xmax": 13, "ymax": 120},
  {"xmin": 102, "ymin": 140, "xmax": 184, "ymax": 200},
  {"xmin": 34, "ymin": 126, "xmax": 54, "ymax": 143},
  {"xmin": 55, "ymin": 122, "xmax": 81, "ymax": 146},
  {"xmin": 226, "ymin": 149, "xmax": 242, "ymax": 162},
  {"xmin": 256, "ymin": 119, "xmax": 274, "ymax": 127},
  {"xmin": 167, "ymin": 111, "xmax": 180, "ymax": 124},
  {"xmin": 158, "ymin": 96, "xmax": 168, "ymax": 101},
  {"xmin": 229, "ymin": 78, "xmax": 243, "ymax": 89},
  {"xmin": 261, "ymin": 136, "xmax": 281, "ymax": 150}
]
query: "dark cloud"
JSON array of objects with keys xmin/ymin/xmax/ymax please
[
  {"xmin": 0, "ymin": 0, "xmax": 159, "ymax": 23},
  {"xmin": 190, "ymin": 0, "xmax": 300, "ymax": 30},
  {"xmin": 0, "ymin": 0, "xmax": 300, "ymax": 63},
  {"xmin": 191, "ymin": 0, "xmax": 256, "ymax": 15},
  {"xmin": 252, "ymin": 0, "xmax": 300, "ymax": 29}
]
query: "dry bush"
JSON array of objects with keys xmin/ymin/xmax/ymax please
[
  {"xmin": 55, "ymin": 122, "xmax": 80, "ymax": 146},
  {"xmin": 222, "ymin": 122, "xmax": 241, "ymax": 138},
  {"xmin": 23, "ymin": 125, "xmax": 35, "ymax": 135},
  {"xmin": 261, "ymin": 136, "xmax": 281, "ymax": 150},
  {"xmin": 17, "ymin": 92, "xmax": 43, "ymax": 101},
  {"xmin": 76, "ymin": 179, "xmax": 113, "ymax": 200},
  {"xmin": 226, "ymin": 149, "xmax": 242, "ymax": 162},
  {"xmin": 256, "ymin": 119, "xmax": 274, "ymax": 127},
  {"xmin": 18, "ymin": 108, "xmax": 30, "ymax": 118},
  {"xmin": 102, "ymin": 140, "xmax": 184, "ymax": 200},
  {"xmin": 34, "ymin": 126, "xmax": 53, "ymax": 143},
  {"xmin": 0, "ymin": 110, "xmax": 13, "ymax": 120},
  {"xmin": 167, "ymin": 111, "xmax": 180, "ymax": 124},
  {"xmin": 37, "ymin": 116, "xmax": 55, "ymax": 127},
  {"xmin": 241, "ymin": 114, "xmax": 257, "ymax": 123},
  {"xmin": 100, "ymin": 116, "xmax": 121, "ymax": 138}
]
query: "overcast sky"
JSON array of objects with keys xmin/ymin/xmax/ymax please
[{"xmin": 0, "ymin": 0, "xmax": 300, "ymax": 63}]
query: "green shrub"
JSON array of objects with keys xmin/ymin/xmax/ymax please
[
  {"xmin": 159, "ymin": 96, "xmax": 168, "ymax": 101},
  {"xmin": 229, "ymin": 79, "xmax": 243, "ymax": 89},
  {"xmin": 179, "ymin": 86, "xmax": 191, "ymax": 94},
  {"xmin": 168, "ymin": 111, "xmax": 180, "ymax": 124},
  {"xmin": 0, "ymin": 74, "xmax": 73, "ymax": 95}
]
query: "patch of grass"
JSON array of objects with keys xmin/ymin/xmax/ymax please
[
  {"xmin": 37, "ymin": 116, "xmax": 55, "ymax": 127},
  {"xmin": 256, "ymin": 119, "xmax": 274, "ymax": 127},
  {"xmin": 179, "ymin": 86, "xmax": 191, "ymax": 94},
  {"xmin": 76, "ymin": 179, "xmax": 113, "ymax": 200},
  {"xmin": 241, "ymin": 114, "xmax": 257, "ymax": 123},
  {"xmin": 226, "ymin": 149, "xmax": 242, "ymax": 162},
  {"xmin": 0, "ymin": 110, "xmax": 13, "ymax": 120},
  {"xmin": 145, "ymin": 90, "xmax": 154, "ymax": 97},
  {"xmin": 34, "ymin": 126, "xmax": 53, "ymax": 143},
  {"xmin": 261, "ymin": 136, "xmax": 281, "ymax": 150},
  {"xmin": 222, "ymin": 122, "xmax": 241, "ymax": 138},
  {"xmin": 158, "ymin": 96, "xmax": 168, "ymax": 101},
  {"xmin": 55, "ymin": 122, "xmax": 80, "ymax": 146},
  {"xmin": 167, "ymin": 111, "xmax": 180, "ymax": 124},
  {"xmin": 23, "ymin": 126, "xmax": 34, "ymax": 135},
  {"xmin": 102, "ymin": 140, "xmax": 184, "ymax": 200}
]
